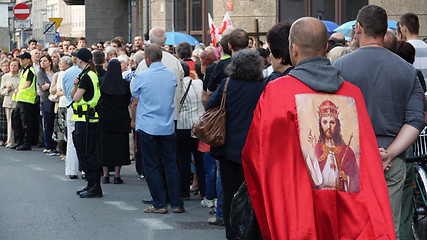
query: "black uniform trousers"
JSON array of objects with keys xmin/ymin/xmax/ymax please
[
  {"xmin": 12, "ymin": 101, "xmax": 35, "ymax": 146},
  {"xmin": 72, "ymin": 122, "xmax": 100, "ymax": 184}
]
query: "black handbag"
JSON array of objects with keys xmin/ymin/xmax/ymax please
[{"xmin": 230, "ymin": 181, "xmax": 262, "ymax": 240}]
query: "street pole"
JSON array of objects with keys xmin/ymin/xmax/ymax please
[{"xmin": 21, "ymin": 28, "xmax": 24, "ymax": 48}]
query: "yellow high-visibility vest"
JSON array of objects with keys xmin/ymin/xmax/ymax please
[
  {"xmin": 71, "ymin": 70, "xmax": 101, "ymax": 123},
  {"xmin": 12, "ymin": 66, "xmax": 36, "ymax": 104}
]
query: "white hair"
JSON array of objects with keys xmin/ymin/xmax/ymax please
[
  {"xmin": 149, "ymin": 26, "xmax": 166, "ymax": 45},
  {"xmin": 117, "ymin": 54, "xmax": 129, "ymax": 64},
  {"xmin": 134, "ymin": 51, "xmax": 145, "ymax": 64}
]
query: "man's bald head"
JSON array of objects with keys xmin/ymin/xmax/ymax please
[
  {"xmin": 330, "ymin": 32, "xmax": 345, "ymax": 41},
  {"xmin": 290, "ymin": 17, "xmax": 329, "ymax": 58}
]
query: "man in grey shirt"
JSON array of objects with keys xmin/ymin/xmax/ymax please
[{"xmin": 333, "ymin": 5, "xmax": 425, "ymax": 239}]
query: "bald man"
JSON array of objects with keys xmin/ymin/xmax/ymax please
[{"xmin": 241, "ymin": 17, "xmax": 395, "ymax": 239}]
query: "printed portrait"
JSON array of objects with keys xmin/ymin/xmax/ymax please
[{"xmin": 295, "ymin": 94, "xmax": 360, "ymax": 192}]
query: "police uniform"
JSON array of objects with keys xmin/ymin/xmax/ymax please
[
  {"xmin": 72, "ymin": 68, "xmax": 102, "ymax": 198},
  {"xmin": 11, "ymin": 64, "xmax": 36, "ymax": 150}
]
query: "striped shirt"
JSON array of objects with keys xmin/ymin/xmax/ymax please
[
  {"xmin": 407, "ymin": 39, "xmax": 427, "ymax": 86},
  {"xmin": 177, "ymin": 77, "xmax": 205, "ymax": 130}
]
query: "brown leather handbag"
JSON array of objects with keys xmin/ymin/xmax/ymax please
[{"xmin": 191, "ymin": 78, "xmax": 230, "ymax": 147}]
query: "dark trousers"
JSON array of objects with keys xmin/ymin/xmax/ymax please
[
  {"xmin": 12, "ymin": 102, "xmax": 35, "ymax": 146},
  {"xmin": 135, "ymin": 130, "xmax": 144, "ymax": 175},
  {"xmin": 138, "ymin": 130, "xmax": 183, "ymax": 209},
  {"xmin": 176, "ymin": 129, "xmax": 206, "ymax": 198},
  {"xmin": 40, "ymin": 102, "xmax": 56, "ymax": 150},
  {"xmin": 72, "ymin": 122, "xmax": 100, "ymax": 184},
  {"xmin": 220, "ymin": 159, "xmax": 245, "ymax": 240}
]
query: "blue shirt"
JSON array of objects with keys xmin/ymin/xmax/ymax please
[
  {"xmin": 131, "ymin": 62, "xmax": 177, "ymax": 135},
  {"xmin": 62, "ymin": 64, "xmax": 81, "ymax": 105}
]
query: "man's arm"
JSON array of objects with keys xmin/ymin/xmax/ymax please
[
  {"xmin": 131, "ymin": 97, "xmax": 138, "ymax": 129},
  {"xmin": 380, "ymin": 124, "xmax": 420, "ymax": 170}
]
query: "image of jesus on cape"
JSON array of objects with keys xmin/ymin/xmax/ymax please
[{"xmin": 306, "ymin": 100, "xmax": 359, "ymax": 192}]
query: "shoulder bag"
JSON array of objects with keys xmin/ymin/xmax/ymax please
[{"xmin": 191, "ymin": 77, "xmax": 230, "ymax": 147}]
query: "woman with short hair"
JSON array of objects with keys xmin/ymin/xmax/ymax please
[{"xmin": 0, "ymin": 58, "xmax": 20, "ymax": 147}]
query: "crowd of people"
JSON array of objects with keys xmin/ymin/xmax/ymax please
[{"xmin": 1, "ymin": 4, "xmax": 427, "ymax": 239}]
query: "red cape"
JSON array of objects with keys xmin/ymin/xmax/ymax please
[{"xmin": 242, "ymin": 76, "xmax": 395, "ymax": 240}]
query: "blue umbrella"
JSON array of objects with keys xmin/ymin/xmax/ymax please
[
  {"xmin": 333, "ymin": 20, "xmax": 356, "ymax": 38},
  {"xmin": 334, "ymin": 20, "xmax": 397, "ymax": 38},
  {"xmin": 146, "ymin": 32, "xmax": 201, "ymax": 46},
  {"xmin": 165, "ymin": 32, "xmax": 200, "ymax": 46},
  {"xmin": 321, "ymin": 20, "xmax": 339, "ymax": 35}
]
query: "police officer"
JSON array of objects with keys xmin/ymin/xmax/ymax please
[
  {"xmin": 70, "ymin": 48, "xmax": 102, "ymax": 198},
  {"xmin": 11, "ymin": 52, "xmax": 36, "ymax": 151}
]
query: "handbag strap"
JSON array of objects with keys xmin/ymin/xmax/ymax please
[
  {"xmin": 220, "ymin": 77, "xmax": 230, "ymax": 110},
  {"xmin": 180, "ymin": 79, "xmax": 192, "ymax": 105}
]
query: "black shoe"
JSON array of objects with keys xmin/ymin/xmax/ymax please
[
  {"xmin": 79, "ymin": 185, "xmax": 103, "ymax": 198},
  {"xmin": 11, "ymin": 143, "xmax": 22, "ymax": 149},
  {"xmin": 16, "ymin": 144, "xmax": 31, "ymax": 151},
  {"xmin": 113, "ymin": 177, "xmax": 123, "ymax": 184},
  {"xmin": 69, "ymin": 175, "xmax": 78, "ymax": 179},
  {"xmin": 102, "ymin": 176, "xmax": 110, "ymax": 184},
  {"xmin": 76, "ymin": 186, "xmax": 90, "ymax": 195},
  {"xmin": 142, "ymin": 197, "xmax": 153, "ymax": 204}
]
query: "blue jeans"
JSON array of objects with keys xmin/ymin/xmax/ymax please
[
  {"xmin": 216, "ymin": 160, "xmax": 224, "ymax": 220},
  {"xmin": 40, "ymin": 102, "xmax": 56, "ymax": 150},
  {"xmin": 203, "ymin": 152, "xmax": 217, "ymax": 200},
  {"xmin": 138, "ymin": 130, "xmax": 183, "ymax": 209}
]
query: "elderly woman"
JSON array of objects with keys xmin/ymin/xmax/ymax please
[
  {"xmin": 98, "ymin": 59, "xmax": 131, "ymax": 184},
  {"xmin": 206, "ymin": 49, "xmax": 265, "ymax": 239},
  {"xmin": 0, "ymin": 58, "xmax": 20, "ymax": 147},
  {"xmin": 176, "ymin": 61, "xmax": 206, "ymax": 200},
  {"xmin": 105, "ymin": 46, "xmax": 118, "ymax": 63},
  {"xmin": 37, "ymin": 55, "xmax": 58, "ymax": 154},
  {"xmin": 50, "ymin": 56, "xmax": 73, "ymax": 160},
  {"xmin": 0, "ymin": 58, "xmax": 11, "ymax": 145},
  {"xmin": 117, "ymin": 54, "xmax": 130, "ymax": 78}
]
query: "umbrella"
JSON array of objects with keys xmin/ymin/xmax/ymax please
[
  {"xmin": 321, "ymin": 20, "xmax": 339, "ymax": 35},
  {"xmin": 146, "ymin": 32, "xmax": 200, "ymax": 46},
  {"xmin": 334, "ymin": 20, "xmax": 398, "ymax": 38}
]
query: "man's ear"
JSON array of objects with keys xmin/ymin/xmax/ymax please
[
  {"xmin": 356, "ymin": 22, "xmax": 363, "ymax": 35},
  {"xmin": 292, "ymin": 43, "xmax": 298, "ymax": 58},
  {"xmin": 228, "ymin": 43, "xmax": 232, "ymax": 52}
]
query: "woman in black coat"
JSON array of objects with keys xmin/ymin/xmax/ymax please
[
  {"xmin": 98, "ymin": 59, "xmax": 131, "ymax": 184},
  {"xmin": 206, "ymin": 49, "xmax": 265, "ymax": 239}
]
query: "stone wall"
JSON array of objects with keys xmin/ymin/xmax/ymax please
[
  {"xmin": 370, "ymin": 0, "xmax": 427, "ymax": 39},
  {"xmin": 212, "ymin": 0, "xmax": 277, "ymax": 36},
  {"xmin": 85, "ymin": 0, "xmax": 129, "ymax": 44}
]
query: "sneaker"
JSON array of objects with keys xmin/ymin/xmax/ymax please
[
  {"xmin": 46, "ymin": 150, "xmax": 60, "ymax": 156},
  {"xmin": 208, "ymin": 216, "xmax": 225, "ymax": 226},
  {"xmin": 201, "ymin": 198, "xmax": 214, "ymax": 208},
  {"xmin": 137, "ymin": 175, "xmax": 145, "ymax": 180}
]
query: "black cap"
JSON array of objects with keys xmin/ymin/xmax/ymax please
[
  {"xmin": 17, "ymin": 52, "xmax": 31, "ymax": 60},
  {"xmin": 71, "ymin": 48, "xmax": 92, "ymax": 63}
]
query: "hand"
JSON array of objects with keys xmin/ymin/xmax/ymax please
[
  {"xmin": 379, "ymin": 148, "xmax": 392, "ymax": 171},
  {"xmin": 73, "ymin": 76, "xmax": 80, "ymax": 85},
  {"xmin": 338, "ymin": 170, "xmax": 347, "ymax": 181},
  {"xmin": 131, "ymin": 119, "xmax": 135, "ymax": 129},
  {"xmin": 308, "ymin": 129, "xmax": 317, "ymax": 148},
  {"xmin": 7, "ymin": 85, "xmax": 12, "ymax": 91}
]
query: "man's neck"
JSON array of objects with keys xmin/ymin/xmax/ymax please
[
  {"xmin": 406, "ymin": 33, "xmax": 420, "ymax": 40},
  {"xmin": 359, "ymin": 35, "xmax": 383, "ymax": 48}
]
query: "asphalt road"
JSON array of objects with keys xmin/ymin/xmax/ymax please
[{"xmin": 0, "ymin": 146, "xmax": 225, "ymax": 240}]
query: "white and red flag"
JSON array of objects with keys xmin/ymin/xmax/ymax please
[
  {"xmin": 208, "ymin": 13, "xmax": 220, "ymax": 46},
  {"xmin": 218, "ymin": 11, "xmax": 233, "ymax": 35}
]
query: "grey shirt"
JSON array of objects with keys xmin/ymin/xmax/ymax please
[
  {"xmin": 333, "ymin": 47, "xmax": 425, "ymax": 151},
  {"xmin": 37, "ymin": 70, "xmax": 55, "ymax": 112}
]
